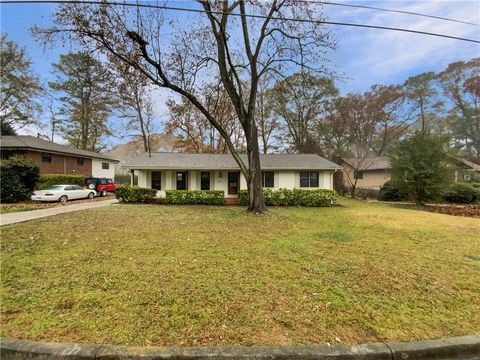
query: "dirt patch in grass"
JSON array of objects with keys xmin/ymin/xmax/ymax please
[{"xmin": 1, "ymin": 199, "xmax": 479, "ymax": 346}]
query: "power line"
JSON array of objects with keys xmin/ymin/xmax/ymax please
[
  {"xmin": 303, "ymin": 1, "xmax": 478, "ymax": 27},
  {"xmin": 2, "ymin": 0, "xmax": 480, "ymax": 44}
]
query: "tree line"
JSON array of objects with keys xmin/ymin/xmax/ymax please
[
  {"xmin": 165, "ymin": 59, "xmax": 480, "ymax": 162},
  {"xmin": 3, "ymin": 31, "xmax": 477, "ymax": 163},
  {"xmin": 1, "ymin": 34, "xmax": 155, "ymax": 153}
]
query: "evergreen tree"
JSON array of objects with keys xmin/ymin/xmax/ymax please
[
  {"xmin": 388, "ymin": 132, "xmax": 451, "ymax": 204},
  {"xmin": 49, "ymin": 52, "xmax": 113, "ymax": 151},
  {"xmin": 0, "ymin": 34, "xmax": 43, "ymax": 132}
]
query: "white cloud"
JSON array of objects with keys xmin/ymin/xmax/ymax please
[{"xmin": 326, "ymin": 0, "xmax": 480, "ymax": 93}]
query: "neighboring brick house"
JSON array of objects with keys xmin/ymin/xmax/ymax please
[{"xmin": 0, "ymin": 136, "xmax": 118, "ymax": 178}]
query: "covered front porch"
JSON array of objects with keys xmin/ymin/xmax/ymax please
[{"xmin": 131, "ymin": 169, "xmax": 246, "ymax": 198}]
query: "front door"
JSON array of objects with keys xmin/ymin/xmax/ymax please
[
  {"xmin": 151, "ymin": 171, "xmax": 161, "ymax": 190},
  {"xmin": 228, "ymin": 172, "xmax": 239, "ymax": 195},
  {"xmin": 176, "ymin": 171, "xmax": 187, "ymax": 190}
]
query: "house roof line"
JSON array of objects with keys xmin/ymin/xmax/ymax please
[
  {"xmin": 342, "ymin": 157, "xmax": 391, "ymax": 171},
  {"xmin": 450, "ymin": 156, "xmax": 480, "ymax": 171},
  {"xmin": 122, "ymin": 152, "xmax": 342, "ymax": 170},
  {"xmin": 0, "ymin": 136, "xmax": 119, "ymax": 162}
]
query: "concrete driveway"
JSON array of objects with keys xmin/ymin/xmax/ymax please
[{"xmin": 0, "ymin": 199, "xmax": 118, "ymax": 226}]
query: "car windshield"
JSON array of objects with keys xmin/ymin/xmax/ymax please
[{"xmin": 44, "ymin": 186, "xmax": 63, "ymax": 191}]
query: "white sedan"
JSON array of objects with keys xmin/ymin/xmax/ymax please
[{"xmin": 31, "ymin": 185, "xmax": 96, "ymax": 203}]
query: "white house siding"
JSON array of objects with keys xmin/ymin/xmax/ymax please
[
  {"xmin": 134, "ymin": 169, "xmax": 336, "ymax": 197},
  {"xmin": 277, "ymin": 171, "xmax": 296, "ymax": 188},
  {"xmin": 92, "ymin": 159, "xmax": 116, "ymax": 178}
]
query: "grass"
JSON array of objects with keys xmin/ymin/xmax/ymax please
[
  {"xmin": 0, "ymin": 203, "xmax": 50, "ymax": 214},
  {"xmin": 1, "ymin": 198, "xmax": 479, "ymax": 346},
  {"xmin": 0, "ymin": 195, "xmax": 115, "ymax": 214}
]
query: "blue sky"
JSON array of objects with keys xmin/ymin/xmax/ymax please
[{"xmin": 1, "ymin": 0, "xmax": 479, "ymax": 144}]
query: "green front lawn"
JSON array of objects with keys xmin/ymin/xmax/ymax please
[
  {"xmin": 0, "ymin": 203, "xmax": 51, "ymax": 214},
  {"xmin": 1, "ymin": 199, "xmax": 479, "ymax": 346}
]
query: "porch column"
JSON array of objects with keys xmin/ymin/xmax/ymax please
[
  {"xmin": 130, "ymin": 170, "xmax": 134, "ymax": 186},
  {"xmin": 165, "ymin": 170, "xmax": 173, "ymax": 190},
  {"xmin": 189, "ymin": 171, "xmax": 197, "ymax": 190}
]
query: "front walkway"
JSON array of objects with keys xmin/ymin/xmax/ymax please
[{"xmin": 0, "ymin": 199, "xmax": 118, "ymax": 226}]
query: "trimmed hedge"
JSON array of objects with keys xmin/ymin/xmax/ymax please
[
  {"xmin": 0, "ymin": 172, "xmax": 30, "ymax": 203},
  {"xmin": 239, "ymin": 188, "xmax": 337, "ymax": 207},
  {"xmin": 115, "ymin": 185, "xmax": 157, "ymax": 203},
  {"xmin": 37, "ymin": 174, "xmax": 85, "ymax": 190},
  {"xmin": 443, "ymin": 183, "xmax": 480, "ymax": 204},
  {"xmin": 165, "ymin": 190, "xmax": 225, "ymax": 205},
  {"xmin": 378, "ymin": 181, "xmax": 407, "ymax": 201},
  {"xmin": 0, "ymin": 156, "xmax": 39, "ymax": 203}
]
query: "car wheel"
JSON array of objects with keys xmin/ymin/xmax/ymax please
[
  {"xmin": 59, "ymin": 195, "xmax": 68, "ymax": 204},
  {"xmin": 88, "ymin": 192, "xmax": 95, "ymax": 199},
  {"xmin": 101, "ymin": 189, "xmax": 107, "ymax": 197}
]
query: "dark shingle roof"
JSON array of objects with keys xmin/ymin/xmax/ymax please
[
  {"xmin": 342, "ymin": 157, "xmax": 391, "ymax": 171},
  {"xmin": 122, "ymin": 152, "xmax": 341, "ymax": 170},
  {"xmin": 0, "ymin": 136, "xmax": 118, "ymax": 162}
]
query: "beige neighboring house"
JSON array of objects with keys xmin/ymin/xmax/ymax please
[
  {"xmin": 122, "ymin": 153, "xmax": 342, "ymax": 198},
  {"xmin": 450, "ymin": 157, "xmax": 480, "ymax": 182},
  {"xmin": 341, "ymin": 157, "xmax": 391, "ymax": 190},
  {"xmin": 341, "ymin": 156, "xmax": 480, "ymax": 191}
]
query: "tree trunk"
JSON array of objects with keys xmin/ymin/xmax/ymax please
[
  {"xmin": 246, "ymin": 145, "xmax": 266, "ymax": 213},
  {"xmin": 244, "ymin": 121, "xmax": 266, "ymax": 213},
  {"xmin": 134, "ymin": 90, "xmax": 150, "ymax": 153},
  {"xmin": 350, "ymin": 178, "xmax": 358, "ymax": 199}
]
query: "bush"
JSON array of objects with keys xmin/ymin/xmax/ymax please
[
  {"xmin": 240, "ymin": 188, "xmax": 337, "ymax": 207},
  {"xmin": 0, "ymin": 156, "xmax": 39, "ymax": 203},
  {"xmin": 443, "ymin": 183, "xmax": 480, "ymax": 204},
  {"xmin": 378, "ymin": 181, "xmax": 407, "ymax": 201},
  {"xmin": 0, "ymin": 172, "xmax": 31, "ymax": 203},
  {"xmin": 115, "ymin": 185, "xmax": 157, "ymax": 203},
  {"xmin": 165, "ymin": 190, "xmax": 225, "ymax": 205},
  {"xmin": 37, "ymin": 174, "xmax": 85, "ymax": 190}
]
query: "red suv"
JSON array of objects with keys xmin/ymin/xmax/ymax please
[{"xmin": 85, "ymin": 177, "xmax": 116, "ymax": 197}]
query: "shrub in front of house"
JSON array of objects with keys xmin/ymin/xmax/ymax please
[
  {"xmin": 240, "ymin": 188, "xmax": 337, "ymax": 207},
  {"xmin": 165, "ymin": 190, "xmax": 225, "ymax": 205},
  {"xmin": 443, "ymin": 183, "xmax": 480, "ymax": 204},
  {"xmin": 115, "ymin": 185, "xmax": 157, "ymax": 203},
  {"xmin": 37, "ymin": 174, "xmax": 85, "ymax": 190},
  {"xmin": 378, "ymin": 181, "xmax": 408, "ymax": 201},
  {"xmin": 0, "ymin": 156, "xmax": 40, "ymax": 203}
]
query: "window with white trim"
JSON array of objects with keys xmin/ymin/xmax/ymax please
[{"xmin": 300, "ymin": 171, "xmax": 319, "ymax": 188}]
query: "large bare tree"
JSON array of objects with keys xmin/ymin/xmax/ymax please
[
  {"xmin": 115, "ymin": 64, "xmax": 156, "ymax": 153},
  {"xmin": 34, "ymin": 0, "xmax": 333, "ymax": 212},
  {"xmin": 166, "ymin": 82, "xmax": 245, "ymax": 153},
  {"xmin": 268, "ymin": 72, "xmax": 338, "ymax": 153},
  {"xmin": 437, "ymin": 58, "xmax": 480, "ymax": 156}
]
